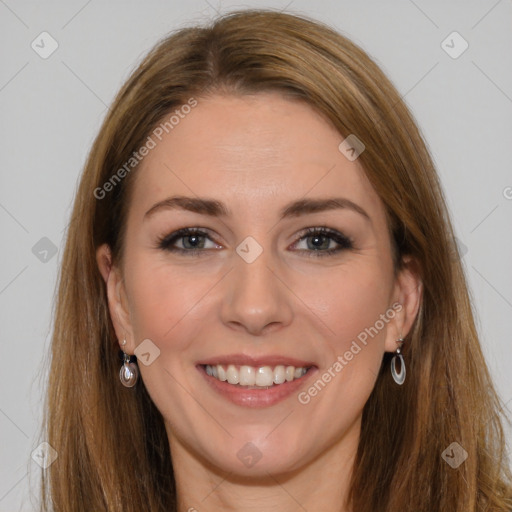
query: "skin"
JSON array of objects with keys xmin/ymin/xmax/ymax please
[{"xmin": 97, "ymin": 92, "xmax": 422, "ymax": 512}]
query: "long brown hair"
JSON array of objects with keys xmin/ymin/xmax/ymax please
[{"xmin": 41, "ymin": 9, "xmax": 512, "ymax": 511}]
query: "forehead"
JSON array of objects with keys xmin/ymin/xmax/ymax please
[{"xmin": 128, "ymin": 92, "xmax": 386, "ymax": 225}]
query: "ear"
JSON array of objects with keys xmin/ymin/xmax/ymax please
[
  {"xmin": 384, "ymin": 255, "xmax": 423, "ymax": 353},
  {"xmin": 96, "ymin": 243, "xmax": 135, "ymax": 354}
]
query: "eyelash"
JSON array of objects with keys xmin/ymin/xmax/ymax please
[{"xmin": 156, "ymin": 226, "xmax": 353, "ymax": 258}]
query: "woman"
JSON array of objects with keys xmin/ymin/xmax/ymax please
[{"xmin": 41, "ymin": 8, "xmax": 512, "ymax": 512}]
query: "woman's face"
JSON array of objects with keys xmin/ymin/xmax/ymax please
[{"xmin": 98, "ymin": 92, "xmax": 420, "ymax": 477}]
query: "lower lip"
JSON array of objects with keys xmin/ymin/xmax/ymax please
[{"xmin": 197, "ymin": 365, "xmax": 318, "ymax": 408}]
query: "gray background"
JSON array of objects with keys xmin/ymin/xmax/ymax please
[{"xmin": 1, "ymin": 0, "xmax": 511, "ymax": 509}]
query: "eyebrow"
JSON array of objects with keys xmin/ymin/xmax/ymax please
[{"xmin": 144, "ymin": 195, "xmax": 371, "ymax": 222}]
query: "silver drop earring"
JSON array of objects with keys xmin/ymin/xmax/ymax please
[
  {"xmin": 119, "ymin": 339, "xmax": 139, "ymax": 387},
  {"xmin": 391, "ymin": 337, "xmax": 406, "ymax": 385}
]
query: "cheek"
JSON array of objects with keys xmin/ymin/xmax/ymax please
[
  {"xmin": 125, "ymin": 250, "xmax": 394, "ymax": 355},
  {"xmin": 124, "ymin": 255, "xmax": 217, "ymax": 347},
  {"xmin": 309, "ymin": 261, "xmax": 394, "ymax": 350},
  {"xmin": 291, "ymin": 265, "xmax": 394, "ymax": 428},
  {"xmin": 298, "ymin": 261, "xmax": 395, "ymax": 410}
]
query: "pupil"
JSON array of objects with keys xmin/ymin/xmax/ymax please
[
  {"xmin": 185, "ymin": 235, "xmax": 202, "ymax": 249},
  {"xmin": 310, "ymin": 235, "xmax": 328, "ymax": 250}
]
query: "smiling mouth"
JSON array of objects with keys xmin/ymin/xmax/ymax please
[{"xmin": 201, "ymin": 363, "xmax": 313, "ymax": 389}]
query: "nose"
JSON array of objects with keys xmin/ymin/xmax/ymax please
[{"xmin": 219, "ymin": 244, "xmax": 294, "ymax": 336}]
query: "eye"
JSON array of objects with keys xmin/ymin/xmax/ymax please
[
  {"xmin": 156, "ymin": 228, "xmax": 220, "ymax": 255},
  {"xmin": 291, "ymin": 227, "xmax": 353, "ymax": 257},
  {"xmin": 157, "ymin": 226, "xmax": 353, "ymax": 258}
]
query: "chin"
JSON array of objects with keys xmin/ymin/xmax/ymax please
[{"xmin": 195, "ymin": 429, "xmax": 311, "ymax": 478}]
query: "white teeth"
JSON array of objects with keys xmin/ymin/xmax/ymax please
[
  {"xmin": 273, "ymin": 365, "xmax": 286, "ymax": 384},
  {"xmin": 204, "ymin": 364, "xmax": 309, "ymax": 387},
  {"xmin": 217, "ymin": 365, "xmax": 227, "ymax": 381},
  {"xmin": 255, "ymin": 366, "xmax": 273, "ymax": 387},
  {"xmin": 239, "ymin": 365, "xmax": 256, "ymax": 386},
  {"xmin": 226, "ymin": 364, "xmax": 239, "ymax": 385}
]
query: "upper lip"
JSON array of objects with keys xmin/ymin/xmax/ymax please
[{"xmin": 197, "ymin": 353, "xmax": 316, "ymax": 368}]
